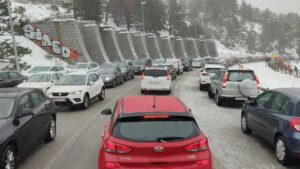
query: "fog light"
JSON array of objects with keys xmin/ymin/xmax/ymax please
[{"xmin": 74, "ymin": 98, "xmax": 81, "ymax": 102}]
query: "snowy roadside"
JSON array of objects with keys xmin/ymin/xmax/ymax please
[{"xmin": 232, "ymin": 62, "xmax": 300, "ymax": 89}]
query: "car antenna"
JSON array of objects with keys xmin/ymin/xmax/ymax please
[{"xmin": 153, "ymin": 96, "xmax": 156, "ymax": 108}]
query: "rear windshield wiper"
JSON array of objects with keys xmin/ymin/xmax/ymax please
[{"xmin": 156, "ymin": 137, "xmax": 185, "ymax": 142}]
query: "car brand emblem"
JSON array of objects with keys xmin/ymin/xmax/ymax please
[
  {"xmin": 153, "ymin": 146, "xmax": 164, "ymax": 153},
  {"xmin": 59, "ymin": 93, "xmax": 62, "ymax": 96}
]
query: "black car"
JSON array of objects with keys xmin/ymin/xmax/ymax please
[
  {"xmin": 98, "ymin": 66, "xmax": 124, "ymax": 87},
  {"xmin": 132, "ymin": 59, "xmax": 152, "ymax": 75},
  {"xmin": 113, "ymin": 61, "xmax": 135, "ymax": 81},
  {"xmin": 0, "ymin": 88, "xmax": 56, "ymax": 169},
  {"xmin": 0, "ymin": 71, "xmax": 27, "ymax": 88},
  {"xmin": 181, "ymin": 58, "xmax": 193, "ymax": 71}
]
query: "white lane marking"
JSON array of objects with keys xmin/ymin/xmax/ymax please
[{"xmin": 44, "ymin": 83, "xmax": 139, "ymax": 169}]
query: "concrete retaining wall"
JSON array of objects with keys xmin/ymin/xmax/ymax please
[
  {"xmin": 160, "ymin": 38, "xmax": 175, "ymax": 59},
  {"xmin": 100, "ymin": 29, "xmax": 124, "ymax": 62},
  {"xmin": 146, "ymin": 35, "xmax": 162, "ymax": 59},
  {"xmin": 132, "ymin": 33, "xmax": 149, "ymax": 59},
  {"xmin": 118, "ymin": 32, "xmax": 136, "ymax": 60}
]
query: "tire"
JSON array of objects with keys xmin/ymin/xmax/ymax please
[
  {"xmin": 81, "ymin": 94, "xmax": 89, "ymax": 110},
  {"xmin": 120, "ymin": 78, "xmax": 124, "ymax": 84},
  {"xmin": 45, "ymin": 116, "xmax": 56, "ymax": 142},
  {"xmin": 241, "ymin": 113, "xmax": 252, "ymax": 134},
  {"xmin": 199, "ymin": 83, "xmax": 204, "ymax": 91},
  {"xmin": 275, "ymin": 136, "xmax": 292, "ymax": 165},
  {"xmin": 0, "ymin": 145, "xmax": 16, "ymax": 169},
  {"xmin": 141, "ymin": 90, "xmax": 145, "ymax": 94},
  {"xmin": 208, "ymin": 87, "xmax": 214, "ymax": 99},
  {"xmin": 98, "ymin": 88, "xmax": 105, "ymax": 101},
  {"xmin": 167, "ymin": 89, "xmax": 171, "ymax": 94},
  {"xmin": 215, "ymin": 92, "xmax": 224, "ymax": 106},
  {"xmin": 113, "ymin": 80, "xmax": 116, "ymax": 87}
]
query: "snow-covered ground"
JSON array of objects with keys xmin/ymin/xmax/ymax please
[{"xmin": 232, "ymin": 62, "xmax": 300, "ymax": 89}]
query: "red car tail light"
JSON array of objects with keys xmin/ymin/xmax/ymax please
[
  {"xmin": 166, "ymin": 74, "xmax": 171, "ymax": 80},
  {"xmin": 290, "ymin": 118, "xmax": 300, "ymax": 132},
  {"xmin": 105, "ymin": 162, "xmax": 121, "ymax": 168},
  {"xmin": 184, "ymin": 138, "xmax": 208, "ymax": 152},
  {"xmin": 255, "ymin": 74, "xmax": 260, "ymax": 89},
  {"xmin": 222, "ymin": 73, "xmax": 228, "ymax": 88},
  {"xmin": 141, "ymin": 73, "xmax": 145, "ymax": 80},
  {"xmin": 104, "ymin": 140, "xmax": 133, "ymax": 154}
]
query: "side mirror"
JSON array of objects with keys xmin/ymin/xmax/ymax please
[
  {"xmin": 88, "ymin": 81, "xmax": 95, "ymax": 86},
  {"xmin": 101, "ymin": 109, "xmax": 112, "ymax": 115},
  {"xmin": 17, "ymin": 108, "xmax": 34, "ymax": 118}
]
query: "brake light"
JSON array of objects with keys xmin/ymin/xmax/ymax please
[
  {"xmin": 184, "ymin": 138, "xmax": 208, "ymax": 152},
  {"xmin": 144, "ymin": 115, "xmax": 170, "ymax": 119},
  {"xmin": 290, "ymin": 118, "xmax": 300, "ymax": 132},
  {"xmin": 255, "ymin": 74, "xmax": 260, "ymax": 89},
  {"xmin": 104, "ymin": 140, "xmax": 133, "ymax": 154},
  {"xmin": 105, "ymin": 162, "xmax": 121, "ymax": 169},
  {"xmin": 166, "ymin": 74, "xmax": 171, "ymax": 80},
  {"xmin": 141, "ymin": 73, "xmax": 145, "ymax": 80},
  {"xmin": 222, "ymin": 73, "xmax": 228, "ymax": 88}
]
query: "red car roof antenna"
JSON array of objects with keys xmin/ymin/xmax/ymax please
[{"xmin": 152, "ymin": 96, "xmax": 156, "ymax": 108}]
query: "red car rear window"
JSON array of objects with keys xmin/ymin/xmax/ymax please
[{"xmin": 112, "ymin": 116, "xmax": 200, "ymax": 142}]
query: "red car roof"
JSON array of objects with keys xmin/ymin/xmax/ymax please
[{"xmin": 121, "ymin": 96, "xmax": 189, "ymax": 114}]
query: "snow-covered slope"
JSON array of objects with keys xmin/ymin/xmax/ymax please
[{"xmin": 232, "ymin": 62, "xmax": 300, "ymax": 89}]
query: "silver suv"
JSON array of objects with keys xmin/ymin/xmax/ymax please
[{"xmin": 208, "ymin": 69, "xmax": 260, "ymax": 106}]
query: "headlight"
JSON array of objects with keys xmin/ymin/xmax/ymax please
[
  {"xmin": 46, "ymin": 90, "xmax": 51, "ymax": 96},
  {"xmin": 71, "ymin": 90, "xmax": 82, "ymax": 95},
  {"xmin": 105, "ymin": 77, "xmax": 111, "ymax": 81},
  {"xmin": 121, "ymin": 70, "xmax": 125, "ymax": 73}
]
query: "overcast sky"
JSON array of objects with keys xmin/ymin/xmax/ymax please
[{"xmin": 238, "ymin": 0, "xmax": 300, "ymax": 14}]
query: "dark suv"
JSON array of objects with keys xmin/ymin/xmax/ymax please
[
  {"xmin": 241, "ymin": 88, "xmax": 300, "ymax": 165},
  {"xmin": 0, "ymin": 88, "xmax": 56, "ymax": 169}
]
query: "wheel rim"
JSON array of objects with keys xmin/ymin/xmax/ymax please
[
  {"xmin": 49, "ymin": 119, "xmax": 56, "ymax": 138},
  {"xmin": 241, "ymin": 116, "xmax": 247, "ymax": 131},
  {"xmin": 84, "ymin": 96, "xmax": 88, "ymax": 107},
  {"xmin": 276, "ymin": 140, "xmax": 286, "ymax": 161},
  {"xmin": 4, "ymin": 149, "xmax": 14, "ymax": 169}
]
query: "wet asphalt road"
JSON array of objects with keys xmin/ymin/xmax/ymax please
[{"xmin": 18, "ymin": 70, "xmax": 300, "ymax": 169}]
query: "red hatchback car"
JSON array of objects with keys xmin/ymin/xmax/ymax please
[{"xmin": 98, "ymin": 96, "xmax": 212, "ymax": 169}]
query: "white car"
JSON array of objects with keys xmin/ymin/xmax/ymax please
[
  {"xmin": 141, "ymin": 67, "xmax": 171, "ymax": 94},
  {"xmin": 165, "ymin": 59, "xmax": 183, "ymax": 75},
  {"xmin": 23, "ymin": 65, "xmax": 66, "ymax": 77},
  {"xmin": 73, "ymin": 62, "xmax": 100, "ymax": 73},
  {"xmin": 199, "ymin": 64, "xmax": 224, "ymax": 90},
  {"xmin": 47, "ymin": 72, "xmax": 105, "ymax": 109},
  {"xmin": 192, "ymin": 58, "xmax": 204, "ymax": 68},
  {"xmin": 18, "ymin": 72, "xmax": 63, "ymax": 93}
]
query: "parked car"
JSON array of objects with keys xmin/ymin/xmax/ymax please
[
  {"xmin": 99, "ymin": 96, "xmax": 212, "ymax": 169},
  {"xmin": 241, "ymin": 88, "xmax": 300, "ymax": 165},
  {"xmin": 208, "ymin": 69, "xmax": 260, "ymax": 106},
  {"xmin": 98, "ymin": 67, "xmax": 124, "ymax": 87},
  {"xmin": 166, "ymin": 59, "xmax": 184, "ymax": 75},
  {"xmin": 199, "ymin": 64, "xmax": 225, "ymax": 91},
  {"xmin": 153, "ymin": 58, "xmax": 166, "ymax": 66},
  {"xmin": 141, "ymin": 67, "xmax": 172, "ymax": 94},
  {"xmin": 23, "ymin": 65, "xmax": 66, "ymax": 77},
  {"xmin": 181, "ymin": 58, "xmax": 193, "ymax": 71},
  {"xmin": 113, "ymin": 61, "xmax": 135, "ymax": 81},
  {"xmin": 18, "ymin": 72, "xmax": 63, "ymax": 93},
  {"xmin": 132, "ymin": 59, "xmax": 152, "ymax": 75},
  {"xmin": 47, "ymin": 72, "xmax": 105, "ymax": 109},
  {"xmin": 0, "ymin": 71, "xmax": 28, "ymax": 88},
  {"xmin": 156, "ymin": 64, "xmax": 177, "ymax": 80},
  {"xmin": 0, "ymin": 88, "xmax": 56, "ymax": 169},
  {"xmin": 192, "ymin": 57, "xmax": 204, "ymax": 68},
  {"xmin": 73, "ymin": 62, "xmax": 100, "ymax": 73}
]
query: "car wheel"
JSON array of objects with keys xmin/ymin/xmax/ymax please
[
  {"xmin": 276, "ymin": 136, "xmax": 292, "ymax": 165},
  {"xmin": 199, "ymin": 83, "xmax": 204, "ymax": 91},
  {"xmin": 113, "ymin": 80, "xmax": 116, "ymax": 87},
  {"xmin": 98, "ymin": 88, "xmax": 105, "ymax": 100},
  {"xmin": 208, "ymin": 87, "xmax": 214, "ymax": 99},
  {"xmin": 141, "ymin": 90, "xmax": 145, "ymax": 94},
  {"xmin": 1, "ymin": 145, "xmax": 16, "ymax": 169},
  {"xmin": 45, "ymin": 116, "xmax": 56, "ymax": 142},
  {"xmin": 216, "ymin": 92, "xmax": 224, "ymax": 106},
  {"xmin": 241, "ymin": 113, "xmax": 252, "ymax": 134},
  {"xmin": 81, "ymin": 94, "xmax": 89, "ymax": 109}
]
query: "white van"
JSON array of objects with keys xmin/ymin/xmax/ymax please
[{"xmin": 165, "ymin": 59, "xmax": 183, "ymax": 75}]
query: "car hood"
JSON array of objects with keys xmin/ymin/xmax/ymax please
[
  {"xmin": 18, "ymin": 82, "xmax": 51, "ymax": 91},
  {"xmin": 48, "ymin": 85, "xmax": 86, "ymax": 93},
  {"xmin": 100, "ymin": 74, "xmax": 114, "ymax": 78}
]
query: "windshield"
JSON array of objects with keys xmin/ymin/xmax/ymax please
[
  {"xmin": 206, "ymin": 68, "xmax": 222, "ymax": 74},
  {"xmin": 113, "ymin": 62, "xmax": 127, "ymax": 68},
  {"xmin": 99, "ymin": 68, "xmax": 114, "ymax": 74},
  {"xmin": 113, "ymin": 116, "xmax": 199, "ymax": 142},
  {"xmin": 0, "ymin": 98, "xmax": 15, "ymax": 118},
  {"xmin": 228, "ymin": 71, "xmax": 255, "ymax": 82},
  {"xmin": 100, "ymin": 63, "xmax": 114, "ymax": 68},
  {"xmin": 56, "ymin": 75, "xmax": 86, "ymax": 85},
  {"xmin": 29, "ymin": 66, "xmax": 51, "ymax": 73},
  {"xmin": 133, "ymin": 59, "xmax": 145, "ymax": 65},
  {"xmin": 144, "ymin": 69, "xmax": 168, "ymax": 77},
  {"xmin": 74, "ymin": 63, "xmax": 88, "ymax": 69},
  {"xmin": 153, "ymin": 59, "xmax": 165, "ymax": 64},
  {"xmin": 28, "ymin": 74, "xmax": 51, "ymax": 82}
]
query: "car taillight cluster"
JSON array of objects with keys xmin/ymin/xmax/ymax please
[
  {"xmin": 222, "ymin": 73, "xmax": 228, "ymax": 88},
  {"xmin": 166, "ymin": 74, "xmax": 171, "ymax": 80},
  {"xmin": 184, "ymin": 138, "xmax": 208, "ymax": 152},
  {"xmin": 255, "ymin": 74, "xmax": 260, "ymax": 89},
  {"xmin": 141, "ymin": 73, "xmax": 145, "ymax": 80},
  {"xmin": 290, "ymin": 118, "xmax": 300, "ymax": 132},
  {"xmin": 104, "ymin": 140, "xmax": 133, "ymax": 154}
]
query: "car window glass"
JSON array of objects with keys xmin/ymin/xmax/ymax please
[
  {"xmin": 0, "ymin": 73, "xmax": 8, "ymax": 80},
  {"xmin": 52, "ymin": 74, "xmax": 60, "ymax": 81},
  {"xmin": 128, "ymin": 62, "xmax": 133, "ymax": 66},
  {"xmin": 8, "ymin": 72, "xmax": 20, "ymax": 79},
  {"xmin": 256, "ymin": 92, "xmax": 273, "ymax": 108},
  {"xmin": 19, "ymin": 95, "xmax": 32, "ymax": 111},
  {"xmin": 50, "ymin": 67, "xmax": 57, "ymax": 71},
  {"xmin": 88, "ymin": 75, "xmax": 95, "ymax": 83},
  {"xmin": 30, "ymin": 92, "xmax": 41, "ymax": 108},
  {"xmin": 270, "ymin": 94, "xmax": 289, "ymax": 113},
  {"xmin": 92, "ymin": 74, "xmax": 99, "ymax": 81}
]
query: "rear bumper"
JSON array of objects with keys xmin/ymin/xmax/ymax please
[
  {"xmin": 286, "ymin": 132, "xmax": 300, "ymax": 158},
  {"xmin": 141, "ymin": 84, "xmax": 171, "ymax": 91}
]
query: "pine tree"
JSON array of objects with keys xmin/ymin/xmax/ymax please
[
  {"xmin": 75, "ymin": 0, "xmax": 102, "ymax": 23},
  {"xmin": 168, "ymin": 0, "xmax": 185, "ymax": 36}
]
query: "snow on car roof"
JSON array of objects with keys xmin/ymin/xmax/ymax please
[{"xmin": 205, "ymin": 64, "xmax": 224, "ymax": 69}]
